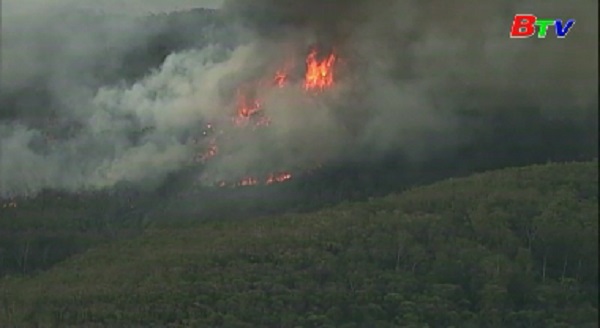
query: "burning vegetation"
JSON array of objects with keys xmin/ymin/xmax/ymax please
[
  {"xmin": 304, "ymin": 49, "xmax": 336, "ymax": 91},
  {"xmin": 196, "ymin": 46, "xmax": 339, "ymax": 188}
]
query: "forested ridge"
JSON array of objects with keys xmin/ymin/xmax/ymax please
[{"xmin": 1, "ymin": 161, "xmax": 597, "ymax": 327}]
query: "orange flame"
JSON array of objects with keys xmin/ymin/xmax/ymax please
[
  {"xmin": 201, "ymin": 47, "xmax": 338, "ymax": 187},
  {"xmin": 304, "ymin": 49, "xmax": 336, "ymax": 91},
  {"xmin": 239, "ymin": 177, "xmax": 259, "ymax": 186},
  {"xmin": 274, "ymin": 70, "xmax": 288, "ymax": 87},
  {"xmin": 266, "ymin": 172, "xmax": 292, "ymax": 184},
  {"xmin": 234, "ymin": 88, "xmax": 262, "ymax": 125},
  {"xmin": 273, "ymin": 56, "xmax": 294, "ymax": 88},
  {"xmin": 216, "ymin": 172, "xmax": 293, "ymax": 188},
  {"xmin": 200, "ymin": 143, "xmax": 218, "ymax": 162}
]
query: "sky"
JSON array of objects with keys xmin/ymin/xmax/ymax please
[{"xmin": 2, "ymin": 0, "xmax": 224, "ymax": 16}]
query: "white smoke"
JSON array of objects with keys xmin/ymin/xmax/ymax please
[
  {"xmin": 1, "ymin": 0, "xmax": 598, "ymax": 197},
  {"xmin": 0, "ymin": 41, "xmax": 246, "ymax": 196}
]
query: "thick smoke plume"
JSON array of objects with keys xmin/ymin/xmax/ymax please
[
  {"xmin": 1, "ymin": 0, "xmax": 598, "ymax": 197},
  {"xmin": 214, "ymin": 0, "xmax": 598, "ymax": 173}
]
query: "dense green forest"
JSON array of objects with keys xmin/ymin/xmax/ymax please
[{"xmin": 1, "ymin": 161, "xmax": 597, "ymax": 327}]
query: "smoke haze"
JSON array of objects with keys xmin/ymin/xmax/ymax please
[{"xmin": 1, "ymin": 0, "xmax": 598, "ymax": 197}]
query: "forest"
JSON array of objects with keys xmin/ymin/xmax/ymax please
[{"xmin": 1, "ymin": 161, "xmax": 598, "ymax": 327}]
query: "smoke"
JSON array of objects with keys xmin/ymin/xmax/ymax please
[
  {"xmin": 1, "ymin": 0, "xmax": 598, "ymax": 197},
  {"xmin": 0, "ymin": 2, "xmax": 217, "ymax": 196},
  {"xmin": 209, "ymin": 0, "xmax": 598, "ymax": 172},
  {"xmin": 225, "ymin": 0, "xmax": 597, "ymax": 108},
  {"xmin": 0, "ymin": 40, "xmax": 241, "ymax": 195}
]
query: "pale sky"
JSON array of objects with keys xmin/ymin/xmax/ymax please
[{"xmin": 3, "ymin": 0, "xmax": 225, "ymax": 16}]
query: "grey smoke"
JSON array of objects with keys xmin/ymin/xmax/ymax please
[
  {"xmin": 1, "ymin": 0, "xmax": 598, "ymax": 197},
  {"xmin": 207, "ymin": 0, "xmax": 598, "ymax": 176}
]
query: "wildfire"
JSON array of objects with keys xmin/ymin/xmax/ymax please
[
  {"xmin": 200, "ymin": 142, "xmax": 218, "ymax": 162},
  {"xmin": 216, "ymin": 172, "xmax": 293, "ymax": 188},
  {"xmin": 266, "ymin": 172, "xmax": 292, "ymax": 184},
  {"xmin": 199, "ymin": 46, "xmax": 337, "ymax": 188},
  {"xmin": 273, "ymin": 56, "xmax": 294, "ymax": 88},
  {"xmin": 304, "ymin": 49, "xmax": 336, "ymax": 91},
  {"xmin": 274, "ymin": 70, "xmax": 288, "ymax": 87},
  {"xmin": 239, "ymin": 177, "xmax": 259, "ymax": 187},
  {"xmin": 233, "ymin": 88, "xmax": 262, "ymax": 127}
]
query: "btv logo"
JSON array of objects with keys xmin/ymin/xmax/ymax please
[{"xmin": 510, "ymin": 14, "xmax": 576, "ymax": 38}]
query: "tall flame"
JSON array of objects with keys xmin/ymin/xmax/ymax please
[
  {"xmin": 304, "ymin": 49, "xmax": 336, "ymax": 91},
  {"xmin": 233, "ymin": 88, "xmax": 262, "ymax": 127}
]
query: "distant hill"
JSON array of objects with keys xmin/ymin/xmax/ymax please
[{"xmin": 1, "ymin": 161, "xmax": 597, "ymax": 327}]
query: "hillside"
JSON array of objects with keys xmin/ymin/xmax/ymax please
[
  {"xmin": 1, "ymin": 7, "xmax": 597, "ymax": 283},
  {"xmin": 1, "ymin": 161, "xmax": 597, "ymax": 327}
]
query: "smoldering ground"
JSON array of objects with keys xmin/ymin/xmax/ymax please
[{"xmin": 0, "ymin": 0, "xmax": 598, "ymax": 197}]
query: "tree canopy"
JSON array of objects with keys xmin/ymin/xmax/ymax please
[{"xmin": 1, "ymin": 161, "xmax": 597, "ymax": 327}]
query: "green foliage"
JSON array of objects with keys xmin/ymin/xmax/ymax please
[
  {"xmin": 0, "ymin": 161, "xmax": 597, "ymax": 327},
  {"xmin": 0, "ymin": 190, "xmax": 150, "ymax": 276}
]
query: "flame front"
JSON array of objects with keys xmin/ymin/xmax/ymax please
[
  {"xmin": 304, "ymin": 49, "xmax": 336, "ymax": 91},
  {"xmin": 198, "ymin": 46, "xmax": 338, "ymax": 188},
  {"xmin": 217, "ymin": 172, "xmax": 293, "ymax": 188},
  {"xmin": 266, "ymin": 172, "xmax": 292, "ymax": 184}
]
